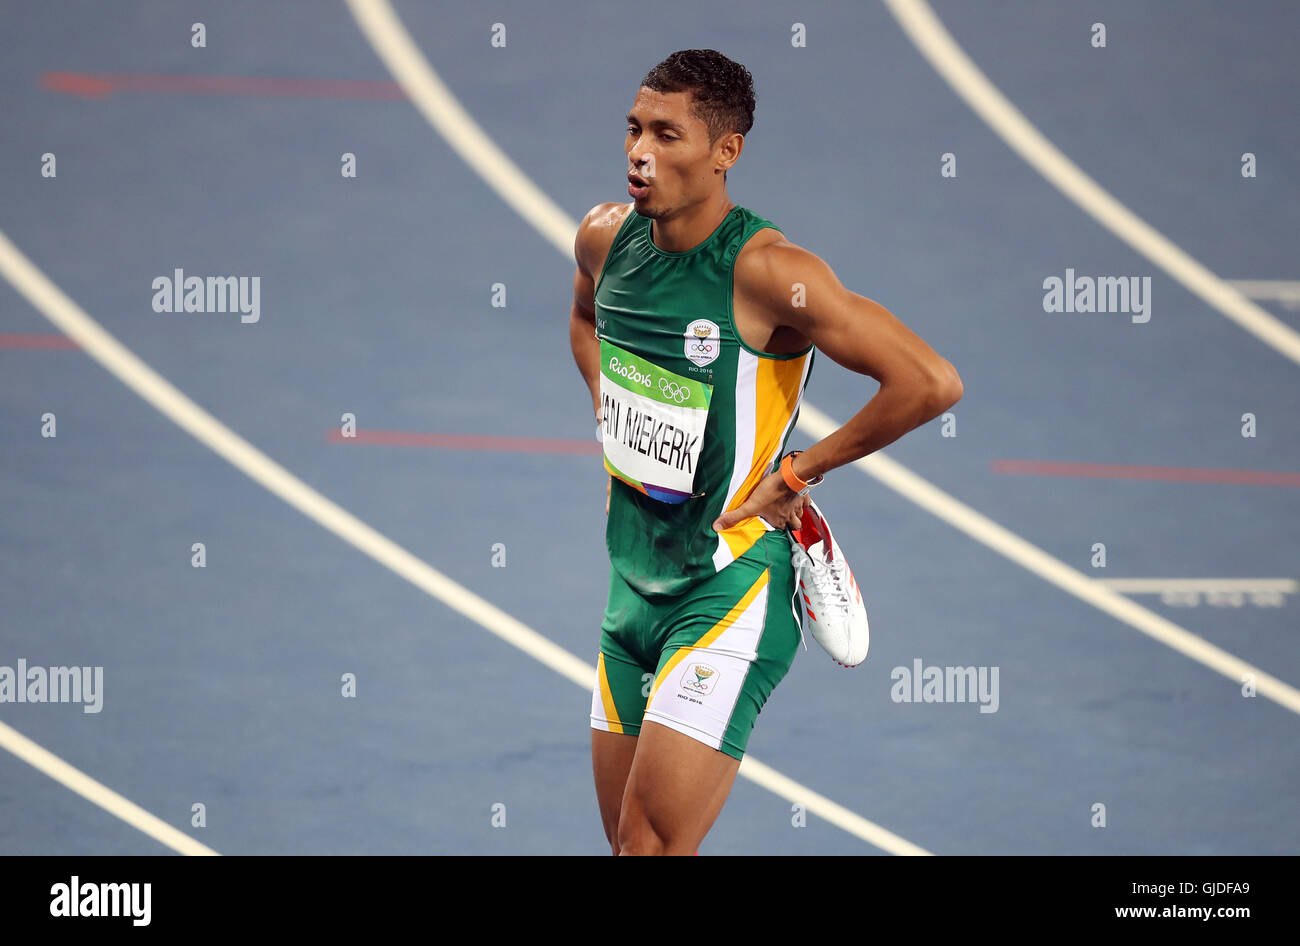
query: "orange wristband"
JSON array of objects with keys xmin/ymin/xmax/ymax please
[{"xmin": 780, "ymin": 451, "xmax": 823, "ymax": 495}]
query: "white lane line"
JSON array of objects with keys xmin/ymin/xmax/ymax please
[
  {"xmin": 0, "ymin": 226, "xmax": 598, "ymax": 848},
  {"xmin": 0, "ymin": 720, "xmax": 219, "ymax": 856},
  {"xmin": 881, "ymin": 0, "xmax": 1300, "ymax": 367},
  {"xmin": 799, "ymin": 404, "xmax": 1300, "ymax": 714},
  {"xmin": 343, "ymin": 0, "xmax": 573, "ymax": 254},
  {"xmin": 0, "ymin": 234, "xmax": 591, "ymax": 687},
  {"xmin": 1096, "ymin": 578, "xmax": 1295, "ymax": 607},
  {"xmin": 1226, "ymin": 280, "xmax": 1300, "ymax": 311},
  {"xmin": 1096, "ymin": 579, "xmax": 1298, "ymax": 593},
  {"xmin": 344, "ymin": 0, "xmax": 574, "ymax": 258},
  {"xmin": 342, "ymin": 0, "xmax": 1300, "ymax": 719},
  {"xmin": 0, "ymin": 230, "xmax": 930, "ymax": 857},
  {"xmin": 345, "ymin": 0, "xmax": 932, "ymax": 857}
]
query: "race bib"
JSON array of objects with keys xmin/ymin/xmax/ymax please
[{"xmin": 599, "ymin": 340, "xmax": 712, "ymax": 503}]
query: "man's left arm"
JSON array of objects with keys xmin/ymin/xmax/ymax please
[{"xmin": 712, "ymin": 240, "xmax": 963, "ymax": 531}]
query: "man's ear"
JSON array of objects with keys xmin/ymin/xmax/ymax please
[{"xmin": 714, "ymin": 132, "xmax": 745, "ymax": 175}]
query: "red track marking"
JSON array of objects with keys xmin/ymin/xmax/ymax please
[
  {"xmin": 992, "ymin": 458, "xmax": 1300, "ymax": 488},
  {"xmin": 0, "ymin": 333, "xmax": 79, "ymax": 350},
  {"xmin": 328, "ymin": 429, "xmax": 602, "ymax": 455},
  {"xmin": 41, "ymin": 71, "xmax": 405, "ymax": 100}
]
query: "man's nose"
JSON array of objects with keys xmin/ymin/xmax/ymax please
[{"xmin": 629, "ymin": 151, "xmax": 655, "ymax": 178}]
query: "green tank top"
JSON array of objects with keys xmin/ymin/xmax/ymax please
[{"xmin": 593, "ymin": 204, "xmax": 816, "ymax": 597}]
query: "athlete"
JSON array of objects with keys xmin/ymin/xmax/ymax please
[{"xmin": 570, "ymin": 49, "xmax": 963, "ymax": 855}]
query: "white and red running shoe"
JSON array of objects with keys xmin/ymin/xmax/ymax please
[{"xmin": 787, "ymin": 498, "xmax": 870, "ymax": 667}]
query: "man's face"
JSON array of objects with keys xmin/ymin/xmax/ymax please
[{"xmin": 625, "ymin": 87, "xmax": 724, "ymax": 219}]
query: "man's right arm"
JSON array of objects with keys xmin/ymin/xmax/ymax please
[
  {"xmin": 569, "ymin": 202, "xmax": 628, "ymax": 422},
  {"xmin": 570, "ymin": 246, "xmax": 602, "ymax": 422},
  {"xmin": 570, "ymin": 202, "xmax": 629, "ymax": 514}
]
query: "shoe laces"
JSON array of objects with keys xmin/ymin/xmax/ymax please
[{"xmin": 801, "ymin": 543, "xmax": 852, "ymax": 617}]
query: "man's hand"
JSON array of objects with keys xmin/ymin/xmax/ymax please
[{"xmin": 712, "ymin": 470, "xmax": 808, "ymax": 532}]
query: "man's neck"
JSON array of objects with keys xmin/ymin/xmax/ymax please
[{"xmin": 649, "ymin": 192, "xmax": 736, "ymax": 253}]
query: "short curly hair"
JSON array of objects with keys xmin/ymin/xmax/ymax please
[{"xmin": 640, "ymin": 49, "xmax": 756, "ymax": 145}]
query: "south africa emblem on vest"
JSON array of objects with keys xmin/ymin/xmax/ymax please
[{"xmin": 684, "ymin": 318, "xmax": 721, "ymax": 368}]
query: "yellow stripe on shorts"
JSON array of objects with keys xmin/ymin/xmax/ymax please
[
  {"xmin": 648, "ymin": 567, "xmax": 771, "ymax": 702},
  {"xmin": 597, "ymin": 652, "xmax": 624, "ymax": 734}
]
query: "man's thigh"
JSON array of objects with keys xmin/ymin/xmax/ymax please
[
  {"xmin": 618, "ymin": 719, "xmax": 740, "ymax": 855},
  {"xmin": 642, "ymin": 534, "xmax": 801, "ymax": 761},
  {"xmin": 591, "ymin": 728, "xmax": 638, "ymax": 852},
  {"xmin": 590, "ymin": 571, "xmax": 657, "ymax": 852}
]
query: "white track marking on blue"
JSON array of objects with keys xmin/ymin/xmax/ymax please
[{"xmin": 883, "ymin": 0, "xmax": 1300, "ymax": 365}]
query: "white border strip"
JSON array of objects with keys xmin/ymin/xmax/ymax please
[{"xmin": 882, "ymin": 0, "xmax": 1300, "ymax": 366}]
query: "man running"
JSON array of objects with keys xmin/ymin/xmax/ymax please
[{"xmin": 570, "ymin": 49, "xmax": 963, "ymax": 856}]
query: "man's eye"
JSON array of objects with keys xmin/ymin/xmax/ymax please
[
  {"xmin": 661, "ymin": 134, "xmax": 677, "ymax": 141},
  {"xmin": 626, "ymin": 125, "xmax": 638, "ymax": 134}
]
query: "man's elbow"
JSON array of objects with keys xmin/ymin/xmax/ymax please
[{"xmin": 923, "ymin": 359, "xmax": 963, "ymax": 415}]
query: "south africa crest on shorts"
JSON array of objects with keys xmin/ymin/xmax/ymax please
[
  {"xmin": 681, "ymin": 662, "xmax": 720, "ymax": 695},
  {"xmin": 684, "ymin": 319, "xmax": 721, "ymax": 368}
]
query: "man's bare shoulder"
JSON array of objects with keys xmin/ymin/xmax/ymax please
[
  {"xmin": 575, "ymin": 201, "xmax": 635, "ymax": 274},
  {"xmin": 734, "ymin": 230, "xmax": 841, "ymax": 307}
]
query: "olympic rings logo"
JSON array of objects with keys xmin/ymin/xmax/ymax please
[
  {"xmin": 659, "ymin": 378, "xmax": 693, "ymax": 403},
  {"xmin": 690, "ymin": 341, "xmax": 714, "ymax": 354}
]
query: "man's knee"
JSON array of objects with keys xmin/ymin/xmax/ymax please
[{"xmin": 617, "ymin": 812, "xmax": 666, "ymax": 856}]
